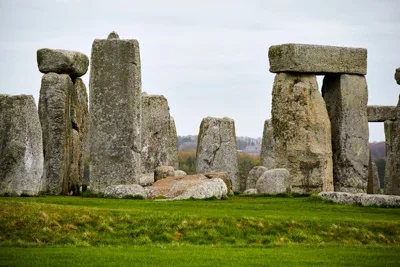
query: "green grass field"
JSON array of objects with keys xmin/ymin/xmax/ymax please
[{"xmin": 0, "ymin": 195, "xmax": 399, "ymax": 266}]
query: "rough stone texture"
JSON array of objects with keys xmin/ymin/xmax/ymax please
[
  {"xmin": 246, "ymin": 166, "xmax": 268, "ymax": 190},
  {"xmin": 268, "ymin": 44, "xmax": 367, "ymax": 75},
  {"xmin": 384, "ymin": 120, "xmax": 400, "ymax": 196},
  {"xmin": 395, "ymin": 68, "xmax": 400, "ymax": 85},
  {"xmin": 138, "ymin": 173, "xmax": 155, "ymax": 186},
  {"xmin": 196, "ymin": 117, "xmax": 239, "ymax": 192},
  {"xmin": 322, "ymin": 74, "xmax": 369, "ymax": 193},
  {"xmin": 319, "ymin": 192, "xmax": 400, "ymax": 207},
  {"xmin": 146, "ymin": 174, "xmax": 227, "ymax": 200},
  {"xmin": 89, "ymin": 33, "xmax": 142, "ymax": 193},
  {"xmin": 103, "ymin": 184, "xmax": 147, "ymax": 199},
  {"xmin": 243, "ymin": 188, "xmax": 257, "ymax": 195},
  {"xmin": 37, "ymin": 48, "xmax": 89, "ymax": 77},
  {"xmin": 272, "ymin": 73, "xmax": 333, "ymax": 194},
  {"xmin": 367, "ymin": 106, "xmax": 396, "ymax": 122},
  {"xmin": 72, "ymin": 78, "xmax": 89, "ymax": 187},
  {"xmin": 141, "ymin": 95, "xmax": 178, "ymax": 173},
  {"xmin": 39, "ymin": 73, "xmax": 73, "ymax": 195},
  {"xmin": 0, "ymin": 95, "xmax": 43, "ymax": 196},
  {"xmin": 204, "ymin": 172, "xmax": 233, "ymax": 195},
  {"xmin": 256, "ymin": 169, "xmax": 290, "ymax": 194},
  {"xmin": 174, "ymin": 170, "xmax": 187, "ymax": 176},
  {"xmin": 154, "ymin": 166, "xmax": 175, "ymax": 181},
  {"xmin": 260, "ymin": 120, "xmax": 275, "ymax": 169},
  {"xmin": 367, "ymin": 154, "xmax": 380, "ymax": 194},
  {"xmin": 167, "ymin": 117, "xmax": 179, "ymax": 170}
]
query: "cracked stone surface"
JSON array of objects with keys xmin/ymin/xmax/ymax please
[
  {"xmin": 322, "ymin": 74, "xmax": 369, "ymax": 193},
  {"xmin": 196, "ymin": 117, "xmax": 239, "ymax": 192},
  {"xmin": 89, "ymin": 32, "xmax": 142, "ymax": 193},
  {"xmin": 272, "ymin": 73, "xmax": 333, "ymax": 194}
]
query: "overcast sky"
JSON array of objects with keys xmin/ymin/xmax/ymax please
[{"xmin": 1, "ymin": 0, "xmax": 399, "ymax": 141}]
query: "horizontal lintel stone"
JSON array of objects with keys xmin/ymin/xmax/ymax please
[
  {"xmin": 367, "ymin": 106, "xmax": 397, "ymax": 122},
  {"xmin": 269, "ymin": 43, "xmax": 367, "ymax": 75}
]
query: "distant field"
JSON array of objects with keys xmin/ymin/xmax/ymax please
[{"xmin": 0, "ymin": 195, "xmax": 399, "ymax": 266}]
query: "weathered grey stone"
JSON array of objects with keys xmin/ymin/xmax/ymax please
[
  {"xmin": 174, "ymin": 170, "xmax": 187, "ymax": 176},
  {"xmin": 196, "ymin": 117, "xmax": 239, "ymax": 192},
  {"xmin": 104, "ymin": 184, "xmax": 147, "ymax": 198},
  {"xmin": 154, "ymin": 166, "xmax": 175, "ymax": 181},
  {"xmin": 260, "ymin": 120, "xmax": 275, "ymax": 169},
  {"xmin": 318, "ymin": 192, "xmax": 363, "ymax": 205},
  {"xmin": 72, "ymin": 78, "xmax": 89, "ymax": 187},
  {"xmin": 167, "ymin": 117, "xmax": 179, "ymax": 170},
  {"xmin": 384, "ymin": 120, "xmax": 400, "ymax": 196},
  {"xmin": 272, "ymin": 73, "xmax": 333, "ymax": 193},
  {"xmin": 204, "ymin": 172, "xmax": 233, "ymax": 195},
  {"xmin": 0, "ymin": 95, "xmax": 43, "ymax": 196},
  {"xmin": 146, "ymin": 174, "xmax": 227, "ymax": 200},
  {"xmin": 395, "ymin": 68, "xmax": 400, "ymax": 85},
  {"xmin": 141, "ymin": 95, "xmax": 177, "ymax": 172},
  {"xmin": 37, "ymin": 48, "xmax": 89, "ymax": 77},
  {"xmin": 367, "ymin": 153, "xmax": 380, "ymax": 194},
  {"xmin": 246, "ymin": 166, "xmax": 268, "ymax": 190},
  {"xmin": 138, "ymin": 173, "xmax": 155, "ymax": 186},
  {"xmin": 89, "ymin": 33, "xmax": 142, "ymax": 193},
  {"xmin": 243, "ymin": 188, "xmax": 257, "ymax": 195},
  {"xmin": 322, "ymin": 74, "xmax": 369, "ymax": 193},
  {"xmin": 268, "ymin": 44, "xmax": 367, "ymax": 75},
  {"xmin": 108, "ymin": 31, "xmax": 120, "ymax": 39},
  {"xmin": 319, "ymin": 192, "xmax": 400, "ymax": 207},
  {"xmin": 256, "ymin": 169, "xmax": 290, "ymax": 194},
  {"xmin": 39, "ymin": 73, "xmax": 73, "ymax": 195},
  {"xmin": 367, "ymin": 106, "xmax": 396, "ymax": 122}
]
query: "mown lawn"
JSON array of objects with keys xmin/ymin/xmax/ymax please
[{"xmin": 0, "ymin": 195, "xmax": 399, "ymax": 266}]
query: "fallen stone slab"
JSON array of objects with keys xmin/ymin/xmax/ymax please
[
  {"xmin": 243, "ymin": 188, "xmax": 257, "ymax": 195},
  {"xmin": 154, "ymin": 166, "xmax": 175, "ymax": 181},
  {"xmin": 0, "ymin": 94, "xmax": 43, "ymax": 196},
  {"xmin": 246, "ymin": 166, "xmax": 268, "ymax": 190},
  {"xmin": 204, "ymin": 172, "xmax": 233, "ymax": 195},
  {"xmin": 146, "ymin": 174, "xmax": 227, "ymax": 200},
  {"xmin": 367, "ymin": 106, "xmax": 396, "ymax": 122},
  {"xmin": 318, "ymin": 192, "xmax": 400, "ymax": 207},
  {"xmin": 269, "ymin": 43, "xmax": 367, "ymax": 75},
  {"xmin": 37, "ymin": 48, "xmax": 89, "ymax": 77},
  {"xmin": 104, "ymin": 184, "xmax": 147, "ymax": 198}
]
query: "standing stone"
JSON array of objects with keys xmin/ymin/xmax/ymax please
[
  {"xmin": 384, "ymin": 120, "xmax": 400, "ymax": 195},
  {"xmin": 246, "ymin": 166, "xmax": 268, "ymax": 190},
  {"xmin": 73, "ymin": 78, "xmax": 89, "ymax": 187},
  {"xmin": 322, "ymin": 74, "xmax": 369, "ymax": 193},
  {"xmin": 196, "ymin": 117, "xmax": 239, "ymax": 192},
  {"xmin": 395, "ymin": 67, "xmax": 400, "ymax": 85},
  {"xmin": 272, "ymin": 73, "xmax": 333, "ymax": 193},
  {"xmin": 367, "ymin": 153, "xmax": 380, "ymax": 194},
  {"xmin": 167, "ymin": 117, "xmax": 179, "ymax": 170},
  {"xmin": 141, "ymin": 94, "xmax": 177, "ymax": 172},
  {"xmin": 260, "ymin": 119, "xmax": 275, "ymax": 169},
  {"xmin": 89, "ymin": 32, "xmax": 142, "ymax": 193},
  {"xmin": 0, "ymin": 95, "xmax": 43, "ymax": 196},
  {"xmin": 39, "ymin": 73, "xmax": 72, "ymax": 195}
]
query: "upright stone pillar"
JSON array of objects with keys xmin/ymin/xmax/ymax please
[
  {"xmin": 141, "ymin": 94, "xmax": 178, "ymax": 173},
  {"xmin": 196, "ymin": 117, "xmax": 239, "ymax": 192},
  {"xmin": 384, "ymin": 94, "xmax": 400, "ymax": 195},
  {"xmin": 260, "ymin": 119, "xmax": 275, "ymax": 169},
  {"xmin": 89, "ymin": 32, "xmax": 142, "ymax": 193},
  {"xmin": 322, "ymin": 74, "xmax": 369, "ymax": 193},
  {"xmin": 272, "ymin": 73, "xmax": 333, "ymax": 193},
  {"xmin": 37, "ymin": 48, "xmax": 89, "ymax": 195},
  {"xmin": 0, "ymin": 95, "xmax": 44, "ymax": 196},
  {"xmin": 167, "ymin": 116, "xmax": 179, "ymax": 170}
]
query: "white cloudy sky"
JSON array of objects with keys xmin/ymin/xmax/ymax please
[{"xmin": 0, "ymin": 0, "xmax": 399, "ymax": 141}]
